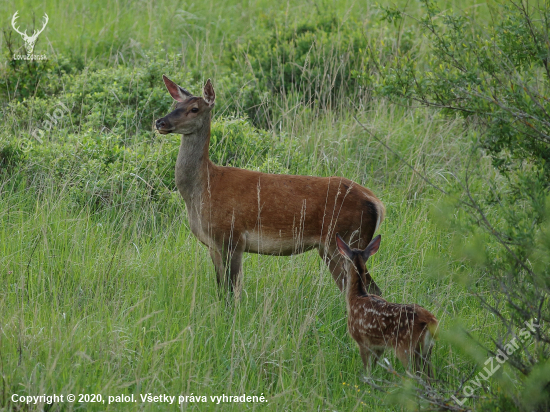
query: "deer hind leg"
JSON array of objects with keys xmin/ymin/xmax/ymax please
[
  {"xmin": 415, "ymin": 341, "xmax": 434, "ymax": 380},
  {"xmin": 357, "ymin": 230, "xmax": 382, "ymax": 296},
  {"xmin": 395, "ymin": 346, "xmax": 411, "ymax": 372},
  {"xmin": 412, "ymin": 351, "xmax": 423, "ymax": 376},
  {"xmin": 228, "ymin": 245, "xmax": 244, "ymax": 298},
  {"xmin": 412, "ymin": 351, "xmax": 433, "ymax": 383},
  {"xmin": 423, "ymin": 346, "xmax": 434, "ymax": 380},
  {"xmin": 319, "ymin": 231, "xmax": 365, "ymax": 291}
]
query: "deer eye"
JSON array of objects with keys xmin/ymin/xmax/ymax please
[{"xmin": 191, "ymin": 107, "xmax": 199, "ymax": 113}]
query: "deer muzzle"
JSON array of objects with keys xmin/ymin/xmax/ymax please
[{"xmin": 155, "ymin": 117, "xmax": 173, "ymax": 134}]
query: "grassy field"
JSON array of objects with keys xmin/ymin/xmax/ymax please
[{"xmin": 0, "ymin": 0, "xmax": 501, "ymax": 410}]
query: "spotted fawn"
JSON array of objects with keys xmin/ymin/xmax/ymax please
[{"xmin": 336, "ymin": 233, "xmax": 439, "ymax": 378}]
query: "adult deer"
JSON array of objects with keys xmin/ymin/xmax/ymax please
[{"xmin": 155, "ymin": 76, "xmax": 385, "ymax": 294}]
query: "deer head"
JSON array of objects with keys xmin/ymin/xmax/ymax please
[
  {"xmin": 11, "ymin": 11, "xmax": 49, "ymax": 55},
  {"xmin": 155, "ymin": 75, "xmax": 215, "ymax": 135},
  {"xmin": 336, "ymin": 234, "xmax": 382, "ymax": 296}
]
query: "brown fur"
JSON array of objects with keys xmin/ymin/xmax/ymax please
[
  {"xmin": 156, "ymin": 76, "xmax": 385, "ymax": 294},
  {"xmin": 336, "ymin": 234, "xmax": 438, "ymax": 378}
]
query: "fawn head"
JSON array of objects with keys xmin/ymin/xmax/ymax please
[
  {"xmin": 156, "ymin": 75, "xmax": 215, "ymax": 135},
  {"xmin": 336, "ymin": 234, "xmax": 382, "ymax": 296}
]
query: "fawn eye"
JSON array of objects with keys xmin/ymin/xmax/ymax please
[{"xmin": 191, "ymin": 107, "xmax": 199, "ymax": 113}]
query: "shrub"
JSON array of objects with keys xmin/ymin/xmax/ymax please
[
  {"xmin": 209, "ymin": 117, "xmax": 308, "ymax": 174},
  {"xmin": 0, "ymin": 139, "xmax": 26, "ymax": 174},
  {"xmin": 1, "ymin": 51, "xmax": 280, "ymax": 137},
  {"xmin": 0, "ymin": 116, "xmax": 310, "ymax": 208},
  {"xmin": 226, "ymin": 14, "xmax": 372, "ymax": 113},
  {"xmin": 375, "ymin": 0, "xmax": 550, "ymax": 410},
  {"xmin": 223, "ymin": 11, "xmax": 417, "ymax": 128},
  {"xmin": 378, "ymin": 0, "xmax": 550, "ymax": 181}
]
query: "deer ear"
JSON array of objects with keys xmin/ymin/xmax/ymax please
[
  {"xmin": 163, "ymin": 75, "xmax": 192, "ymax": 102},
  {"xmin": 362, "ymin": 235, "xmax": 381, "ymax": 260},
  {"xmin": 203, "ymin": 78, "xmax": 215, "ymax": 106},
  {"xmin": 336, "ymin": 233, "xmax": 354, "ymax": 260}
]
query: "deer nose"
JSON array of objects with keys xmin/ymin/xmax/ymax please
[{"xmin": 156, "ymin": 119, "xmax": 166, "ymax": 129}]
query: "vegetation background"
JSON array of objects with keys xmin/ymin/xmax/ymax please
[{"xmin": 0, "ymin": 0, "xmax": 548, "ymax": 410}]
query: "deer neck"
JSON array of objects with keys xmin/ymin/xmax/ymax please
[
  {"xmin": 175, "ymin": 119, "xmax": 212, "ymax": 206},
  {"xmin": 345, "ymin": 262, "xmax": 366, "ymax": 311}
]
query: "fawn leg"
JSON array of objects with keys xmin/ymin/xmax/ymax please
[
  {"xmin": 395, "ymin": 347, "xmax": 410, "ymax": 371},
  {"xmin": 359, "ymin": 345, "xmax": 373, "ymax": 375},
  {"xmin": 372, "ymin": 348, "xmax": 384, "ymax": 370},
  {"xmin": 419, "ymin": 345, "xmax": 434, "ymax": 380}
]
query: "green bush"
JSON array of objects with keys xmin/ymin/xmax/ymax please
[
  {"xmin": 210, "ymin": 117, "xmax": 308, "ymax": 174},
  {"xmin": 209, "ymin": 72, "xmax": 270, "ymax": 128},
  {"xmin": 8, "ymin": 56, "xmax": 180, "ymax": 137},
  {"xmin": 376, "ymin": 1, "xmax": 550, "ymax": 410},
  {"xmin": 0, "ymin": 139, "xmax": 26, "ymax": 174},
  {"xmin": 222, "ymin": 11, "xmax": 417, "ymax": 127},
  {"xmin": 0, "ymin": 116, "xmax": 310, "ymax": 208},
  {"xmin": 2, "ymin": 50, "xmax": 281, "ymax": 137},
  {"xmin": 377, "ymin": 0, "xmax": 550, "ymax": 181},
  {"xmin": 226, "ymin": 13, "xmax": 372, "ymax": 108}
]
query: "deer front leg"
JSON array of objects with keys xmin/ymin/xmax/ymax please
[
  {"xmin": 319, "ymin": 247, "xmax": 346, "ymax": 291},
  {"xmin": 320, "ymin": 248, "xmax": 382, "ymax": 295},
  {"xmin": 371, "ymin": 348, "xmax": 384, "ymax": 371},
  {"xmin": 359, "ymin": 345, "xmax": 373, "ymax": 375},
  {"xmin": 210, "ymin": 239, "xmax": 244, "ymax": 297},
  {"xmin": 209, "ymin": 247, "xmax": 227, "ymax": 291}
]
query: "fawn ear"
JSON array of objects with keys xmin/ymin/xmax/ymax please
[
  {"xmin": 163, "ymin": 75, "xmax": 192, "ymax": 102},
  {"xmin": 362, "ymin": 235, "xmax": 381, "ymax": 260},
  {"xmin": 336, "ymin": 233, "xmax": 354, "ymax": 260},
  {"xmin": 203, "ymin": 78, "xmax": 215, "ymax": 106}
]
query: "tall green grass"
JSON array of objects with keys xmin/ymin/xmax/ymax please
[
  {"xmin": 0, "ymin": 103, "xmax": 490, "ymax": 411},
  {"xmin": 0, "ymin": 0, "xmax": 499, "ymax": 410},
  {"xmin": 1, "ymin": 0, "xmax": 488, "ymax": 66}
]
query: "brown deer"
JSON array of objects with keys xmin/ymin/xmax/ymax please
[
  {"xmin": 155, "ymin": 75, "xmax": 385, "ymax": 294},
  {"xmin": 336, "ymin": 234, "xmax": 438, "ymax": 378}
]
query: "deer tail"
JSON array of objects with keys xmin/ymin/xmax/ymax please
[{"xmin": 374, "ymin": 201, "xmax": 385, "ymax": 233}]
